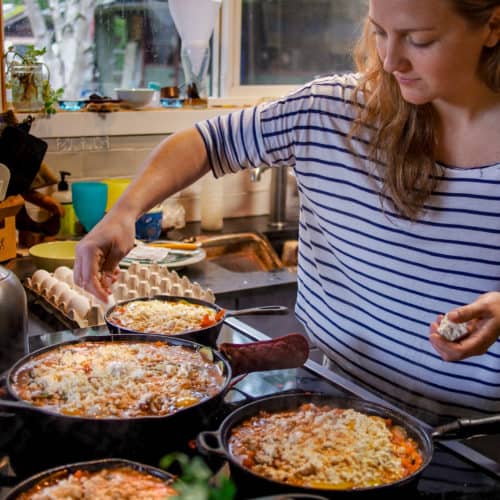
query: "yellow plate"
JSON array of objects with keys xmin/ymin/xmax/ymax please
[{"xmin": 29, "ymin": 240, "xmax": 78, "ymax": 272}]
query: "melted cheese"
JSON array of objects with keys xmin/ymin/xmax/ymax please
[
  {"xmin": 17, "ymin": 466, "xmax": 176, "ymax": 499},
  {"xmin": 108, "ymin": 299, "xmax": 218, "ymax": 334},
  {"xmin": 229, "ymin": 403, "xmax": 422, "ymax": 490},
  {"xmin": 12, "ymin": 341, "xmax": 225, "ymax": 417}
]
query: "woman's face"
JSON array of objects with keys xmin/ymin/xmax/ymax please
[{"xmin": 369, "ymin": 0, "xmax": 499, "ymax": 105}]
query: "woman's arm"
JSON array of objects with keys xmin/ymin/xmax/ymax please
[
  {"xmin": 429, "ymin": 292, "xmax": 500, "ymax": 361},
  {"xmin": 73, "ymin": 127, "xmax": 210, "ymax": 301}
]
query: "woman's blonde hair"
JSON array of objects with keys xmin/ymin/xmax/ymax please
[{"xmin": 352, "ymin": 0, "xmax": 500, "ymax": 219}]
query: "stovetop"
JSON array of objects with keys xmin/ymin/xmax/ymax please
[{"xmin": 1, "ymin": 319, "xmax": 500, "ymax": 499}]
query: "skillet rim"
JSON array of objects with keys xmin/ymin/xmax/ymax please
[
  {"xmin": 104, "ymin": 294, "xmax": 225, "ymax": 337},
  {"xmin": 209, "ymin": 391, "xmax": 434, "ymax": 494},
  {"xmin": 3, "ymin": 333, "xmax": 232, "ymax": 422}
]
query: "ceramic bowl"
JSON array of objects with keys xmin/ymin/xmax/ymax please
[
  {"xmin": 114, "ymin": 88, "xmax": 154, "ymax": 108},
  {"xmin": 29, "ymin": 240, "xmax": 78, "ymax": 272}
]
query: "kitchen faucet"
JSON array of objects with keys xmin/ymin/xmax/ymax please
[{"xmin": 250, "ymin": 165, "xmax": 289, "ymax": 229}]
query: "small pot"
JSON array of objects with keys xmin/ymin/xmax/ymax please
[
  {"xmin": 105, "ymin": 294, "xmax": 289, "ymax": 346},
  {"xmin": 4, "ymin": 458, "xmax": 175, "ymax": 499},
  {"xmin": 197, "ymin": 392, "xmax": 500, "ymax": 498}
]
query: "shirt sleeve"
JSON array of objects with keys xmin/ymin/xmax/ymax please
[
  {"xmin": 195, "ymin": 86, "xmax": 313, "ymax": 177},
  {"xmin": 195, "ymin": 75, "xmax": 359, "ymax": 177}
]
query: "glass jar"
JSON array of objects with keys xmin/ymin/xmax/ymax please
[
  {"xmin": 9, "ymin": 63, "xmax": 46, "ymax": 113},
  {"xmin": 181, "ymin": 44, "xmax": 210, "ymax": 109}
]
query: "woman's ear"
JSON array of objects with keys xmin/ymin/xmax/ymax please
[{"xmin": 484, "ymin": 6, "xmax": 500, "ymax": 48}]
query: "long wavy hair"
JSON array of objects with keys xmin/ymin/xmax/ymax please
[{"xmin": 351, "ymin": 0, "xmax": 500, "ymax": 219}]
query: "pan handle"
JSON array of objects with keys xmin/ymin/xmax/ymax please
[
  {"xmin": 432, "ymin": 415, "xmax": 500, "ymax": 441},
  {"xmin": 196, "ymin": 430, "xmax": 227, "ymax": 459},
  {"xmin": 225, "ymin": 305, "xmax": 289, "ymax": 317},
  {"xmin": 220, "ymin": 333, "xmax": 309, "ymax": 377}
]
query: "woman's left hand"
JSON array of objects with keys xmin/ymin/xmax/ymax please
[{"xmin": 429, "ymin": 292, "xmax": 500, "ymax": 361}]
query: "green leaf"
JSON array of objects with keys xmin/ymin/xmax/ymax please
[{"xmin": 159, "ymin": 453, "xmax": 236, "ymax": 500}]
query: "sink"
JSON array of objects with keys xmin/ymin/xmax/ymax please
[
  {"xmin": 199, "ymin": 232, "xmax": 284, "ymax": 273},
  {"xmin": 261, "ymin": 226, "xmax": 299, "ymax": 268},
  {"xmin": 194, "ymin": 231, "xmax": 305, "ymax": 338}
]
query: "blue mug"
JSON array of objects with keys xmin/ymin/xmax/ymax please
[{"xmin": 135, "ymin": 211, "xmax": 163, "ymax": 240}]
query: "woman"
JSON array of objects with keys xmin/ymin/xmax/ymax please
[{"xmin": 75, "ymin": 0, "xmax": 500, "ymax": 419}]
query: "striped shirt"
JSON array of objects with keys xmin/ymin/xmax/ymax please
[{"xmin": 196, "ymin": 74, "xmax": 500, "ymax": 420}]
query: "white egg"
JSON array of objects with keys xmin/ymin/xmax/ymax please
[
  {"xmin": 40, "ymin": 276, "xmax": 58, "ymax": 298},
  {"xmin": 65, "ymin": 292, "xmax": 91, "ymax": 319},
  {"xmin": 52, "ymin": 281, "xmax": 72, "ymax": 306},
  {"xmin": 53, "ymin": 266, "xmax": 74, "ymax": 285},
  {"xmin": 31, "ymin": 269, "xmax": 51, "ymax": 291}
]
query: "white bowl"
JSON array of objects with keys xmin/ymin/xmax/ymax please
[{"xmin": 115, "ymin": 88, "xmax": 154, "ymax": 108}]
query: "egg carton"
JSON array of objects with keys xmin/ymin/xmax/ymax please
[{"xmin": 25, "ymin": 264, "xmax": 215, "ymax": 329}]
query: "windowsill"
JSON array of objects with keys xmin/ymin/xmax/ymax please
[{"xmin": 24, "ymin": 106, "xmax": 244, "ymax": 138}]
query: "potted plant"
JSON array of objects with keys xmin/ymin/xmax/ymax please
[{"xmin": 4, "ymin": 45, "xmax": 63, "ymax": 115}]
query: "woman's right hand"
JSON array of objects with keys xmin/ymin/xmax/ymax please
[{"xmin": 73, "ymin": 211, "xmax": 136, "ymax": 302}]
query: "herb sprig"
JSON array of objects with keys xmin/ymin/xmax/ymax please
[{"xmin": 160, "ymin": 452, "xmax": 236, "ymax": 500}]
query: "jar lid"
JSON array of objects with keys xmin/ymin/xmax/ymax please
[{"xmin": 160, "ymin": 86, "xmax": 179, "ymax": 98}]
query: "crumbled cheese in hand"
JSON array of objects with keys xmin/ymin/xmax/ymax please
[{"xmin": 437, "ymin": 313, "xmax": 469, "ymax": 341}]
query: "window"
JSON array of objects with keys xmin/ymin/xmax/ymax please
[
  {"xmin": 3, "ymin": 0, "xmax": 184, "ymax": 99},
  {"xmin": 3, "ymin": 0, "xmax": 367, "ymax": 101},
  {"xmin": 1, "ymin": 0, "xmax": 368, "ymax": 136},
  {"xmin": 219, "ymin": 0, "xmax": 367, "ymax": 97}
]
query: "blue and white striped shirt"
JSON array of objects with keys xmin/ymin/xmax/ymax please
[{"xmin": 196, "ymin": 74, "xmax": 500, "ymax": 419}]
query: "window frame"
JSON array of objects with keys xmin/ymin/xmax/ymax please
[{"xmin": 218, "ymin": 0, "xmax": 298, "ymax": 98}]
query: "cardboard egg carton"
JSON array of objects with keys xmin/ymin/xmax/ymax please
[{"xmin": 25, "ymin": 263, "xmax": 215, "ymax": 329}]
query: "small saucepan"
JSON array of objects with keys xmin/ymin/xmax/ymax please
[
  {"xmin": 105, "ymin": 294, "xmax": 289, "ymax": 346},
  {"xmin": 4, "ymin": 458, "xmax": 176, "ymax": 499},
  {"xmin": 197, "ymin": 392, "xmax": 500, "ymax": 498}
]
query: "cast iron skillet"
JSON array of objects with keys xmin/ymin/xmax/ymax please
[
  {"xmin": 0, "ymin": 333, "xmax": 308, "ymax": 479},
  {"xmin": 4, "ymin": 458, "xmax": 175, "ymax": 499},
  {"xmin": 197, "ymin": 392, "xmax": 500, "ymax": 499},
  {"xmin": 105, "ymin": 295, "xmax": 289, "ymax": 347}
]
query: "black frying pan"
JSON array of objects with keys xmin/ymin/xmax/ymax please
[
  {"xmin": 104, "ymin": 294, "xmax": 289, "ymax": 346},
  {"xmin": 4, "ymin": 458, "xmax": 175, "ymax": 499},
  {"xmin": 197, "ymin": 392, "xmax": 500, "ymax": 498},
  {"xmin": 0, "ymin": 333, "xmax": 308, "ymax": 478}
]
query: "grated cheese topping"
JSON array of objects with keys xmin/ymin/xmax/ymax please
[
  {"xmin": 108, "ymin": 299, "xmax": 220, "ymax": 334},
  {"xmin": 17, "ymin": 466, "xmax": 177, "ymax": 499},
  {"xmin": 229, "ymin": 403, "xmax": 423, "ymax": 490},
  {"xmin": 12, "ymin": 341, "xmax": 226, "ymax": 418}
]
